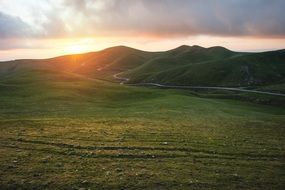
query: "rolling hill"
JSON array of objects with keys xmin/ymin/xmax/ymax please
[
  {"xmin": 0, "ymin": 45, "xmax": 285, "ymax": 91},
  {"xmin": 122, "ymin": 46, "xmax": 285, "ymax": 88}
]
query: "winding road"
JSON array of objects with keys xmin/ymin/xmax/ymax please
[
  {"xmin": 113, "ymin": 73, "xmax": 130, "ymax": 85},
  {"xmin": 113, "ymin": 72, "xmax": 285, "ymax": 97}
]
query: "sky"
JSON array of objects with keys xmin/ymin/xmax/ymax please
[{"xmin": 1, "ymin": 0, "xmax": 285, "ymax": 61}]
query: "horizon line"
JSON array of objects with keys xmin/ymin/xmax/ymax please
[{"xmin": 1, "ymin": 44, "xmax": 284, "ymax": 62}]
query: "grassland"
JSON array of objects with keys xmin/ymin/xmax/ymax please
[
  {"xmin": 0, "ymin": 70, "xmax": 284, "ymax": 189},
  {"xmin": 124, "ymin": 47, "xmax": 285, "ymax": 88}
]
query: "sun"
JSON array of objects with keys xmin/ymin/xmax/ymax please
[{"xmin": 66, "ymin": 44, "xmax": 85, "ymax": 54}]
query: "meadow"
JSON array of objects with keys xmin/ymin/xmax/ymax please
[{"xmin": 0, "ymin": 70, "xmax": 284, "ymax": 189}]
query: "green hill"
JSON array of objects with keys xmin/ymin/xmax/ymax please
[
  {"xmin": 1, "ymin": 45, "xmax": 284, "ymax": 90},
  {"xmin": 0, "ymin": 46, "xmax": 161, "ymax": 81},
  {"xmin": 123, "ymin": 46, "xmax": 285, "ymax": 88}
]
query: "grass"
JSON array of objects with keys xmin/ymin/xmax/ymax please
[
  {"xmin": 124, "ymin": 48, "xmax": 285, "ymax": 88},
  {"xmin": 0, "ymin": 70, "xmax": 285, "ymax": 189}
]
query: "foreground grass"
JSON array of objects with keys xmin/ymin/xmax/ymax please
[{"xmin": 0, "ymin": 70, "xmax": 285, "ymax": 189}]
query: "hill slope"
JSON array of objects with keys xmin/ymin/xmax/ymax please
[
  {"xmin": 0, "ymin": 46, "xmax": 160, "ymax": 77},
  {"xmin": 123, "ymin": 46, "xmax": 285, "ymax": 87},
  {"xmin": 0, "ymin": 47, "xmax": 285, "ymax": 189},
  {"xmin": 1, "ymin": 45, "xmax": 284, "ymax": 89},
  {"xmin": 0, "ymin": 61, "xmax": 285, "ymax": 190}
]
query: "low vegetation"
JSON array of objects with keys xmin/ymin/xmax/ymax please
[{"xmin": 0, "ymin": 70, "xmax": 284, "ymax": 189}]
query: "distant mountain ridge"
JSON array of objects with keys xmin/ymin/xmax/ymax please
[{"xmin": 0, "ymin": 45, "xmax": 284, "ymax": 89}]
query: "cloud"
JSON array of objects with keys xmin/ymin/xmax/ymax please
[
  {"xmin": 1, "ymin": 0, "xmax": 285, "ymax": 40},
  {"xmin": 0, "ymin": 11, "xmax": 31, "ymax": 38},
  {"xmin": 54, "ymin": 0, "xmax": 285, "ymax": 38}
]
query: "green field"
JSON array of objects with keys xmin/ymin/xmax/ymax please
[{"xmin": 0, "ymin": 70, "xmax": 285, "ymax": 189}]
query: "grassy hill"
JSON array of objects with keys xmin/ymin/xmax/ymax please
[
  {"xmin": 123, "ymin": 46, "xmax": 285, "ymax": 88},
  {"xmin": 1, "ymin": 45, "xmax": 284, "ymax": 90},
  {"xmin": 0, "ymin": 68, "xmax": 284, "ymax": 189},
  {"xmin": 0, "ymin": 46, "xmax": 162, "ymax": 82}
]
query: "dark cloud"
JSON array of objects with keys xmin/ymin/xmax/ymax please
[
  {"xmin": 1, "ymin": 0, "xmax": 285, "ymax": 40},
  {"xmin": 46, "ymin": 0, "xmax": 285, "ymax": 37},
  {"xmin": 0, "ymin": 11, "xmax": 31, "ymax": 38},
  {"xmin": 78, "ymin": 0, "xmax": 285, "ymax": 37}
]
